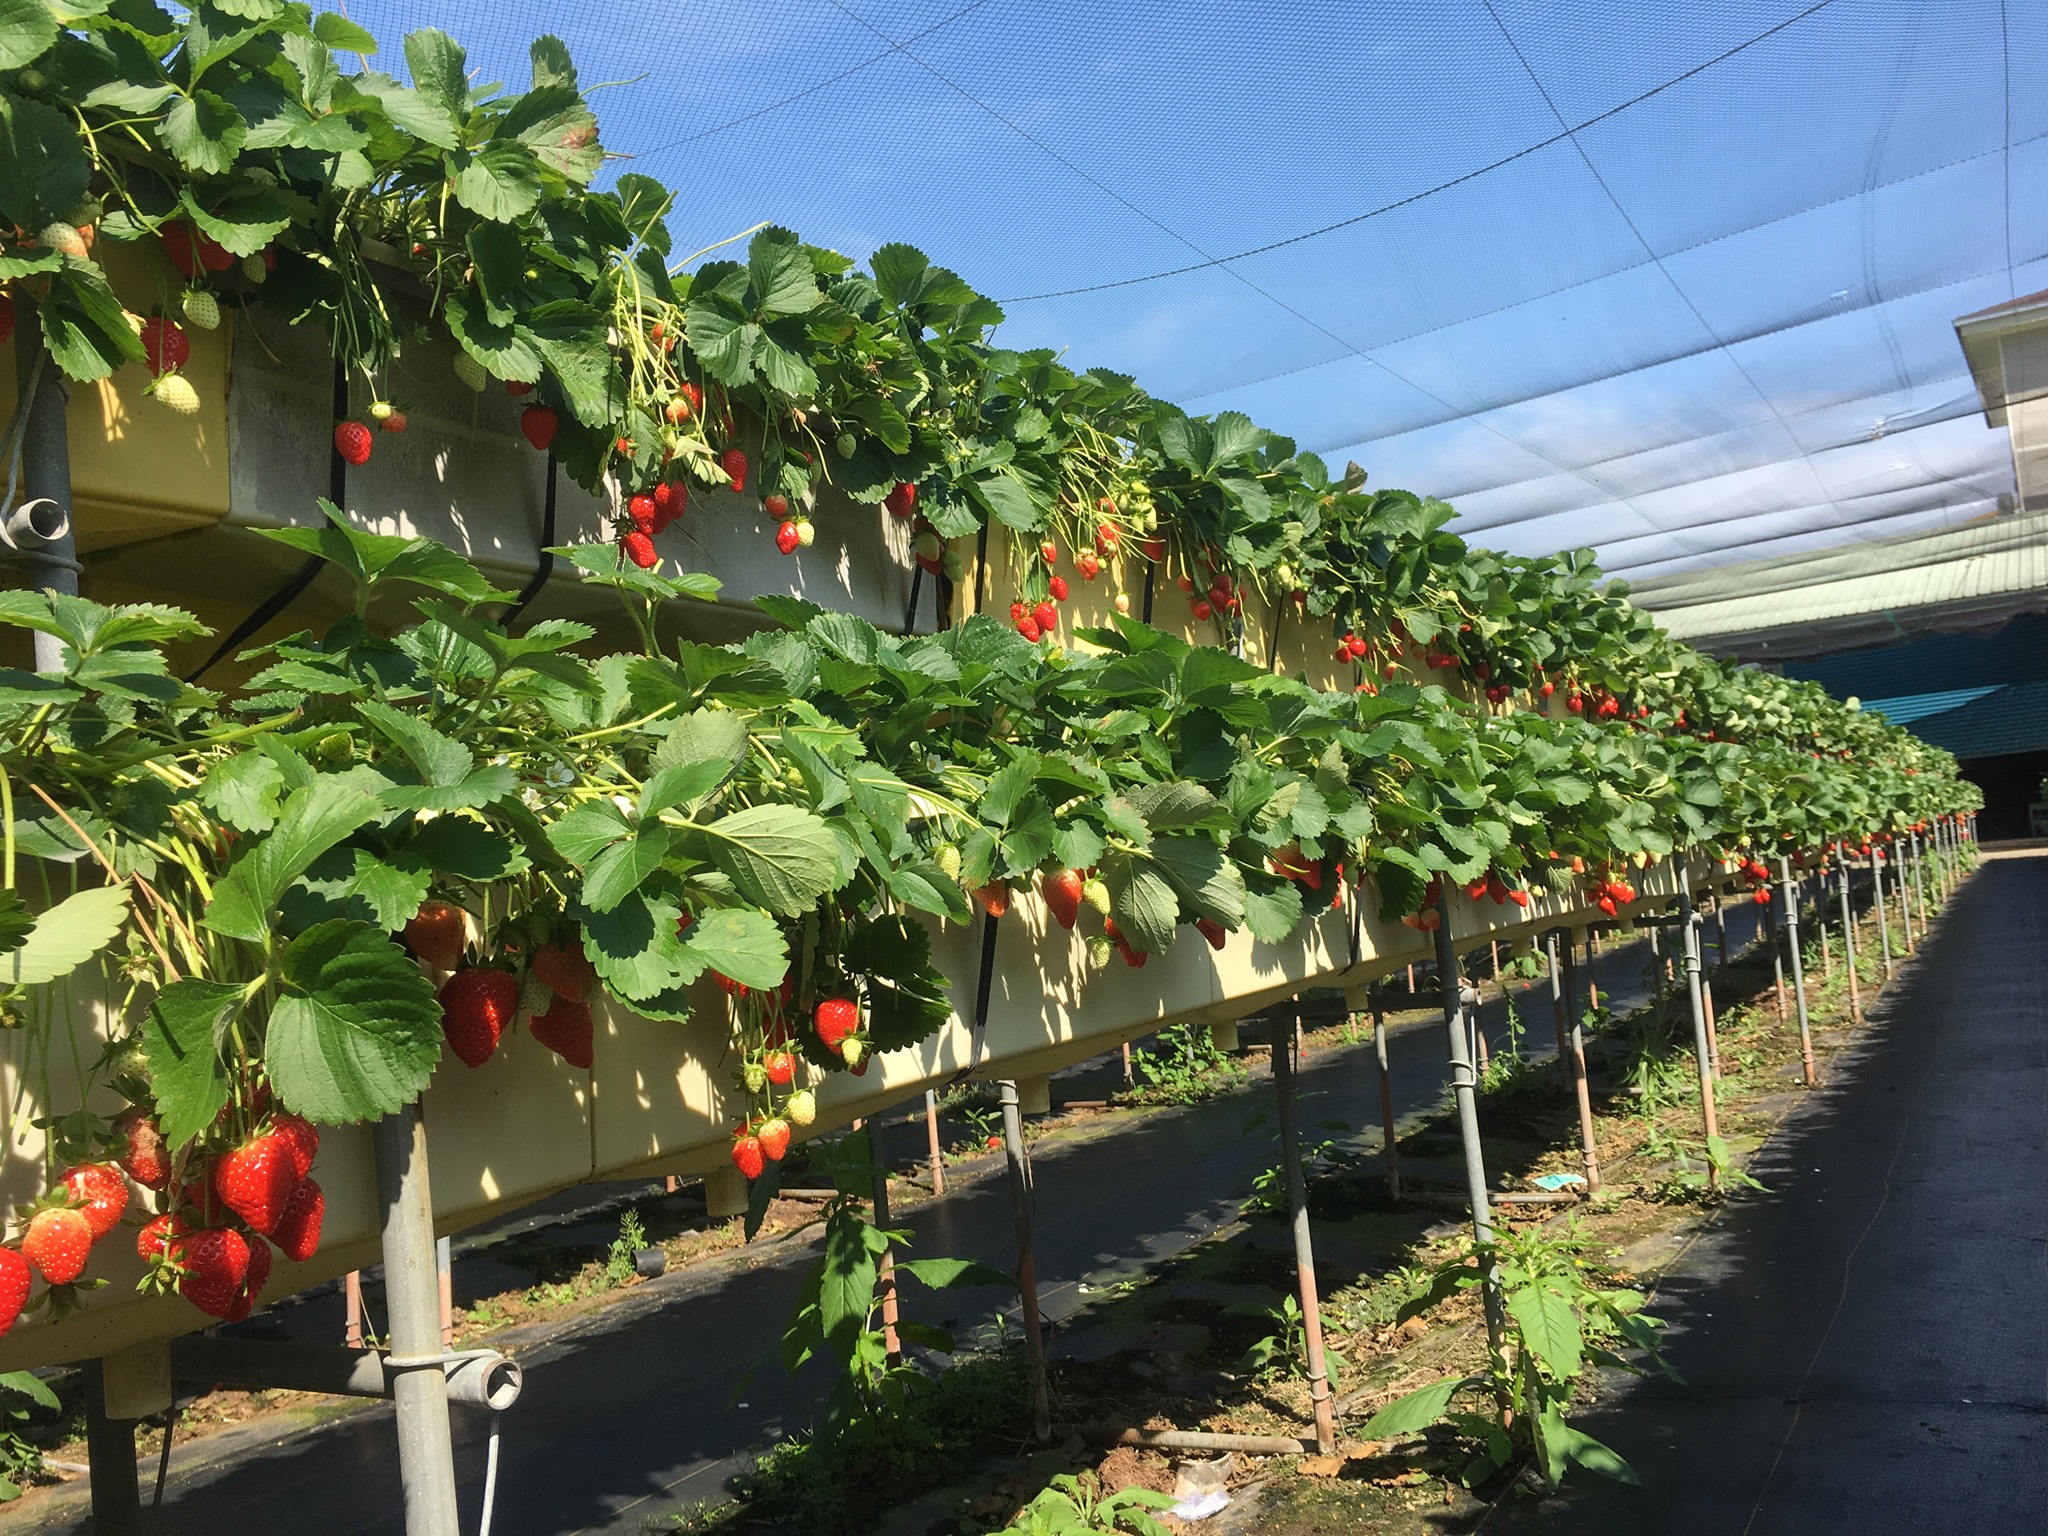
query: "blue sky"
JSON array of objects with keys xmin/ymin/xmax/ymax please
[{"xmin": 334, "ymin": 0, "xmax": 2044, "ymax": 580}]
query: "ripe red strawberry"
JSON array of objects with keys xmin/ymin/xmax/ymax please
[
  {"xmin": 530, "ymin": 995, "xmax": 594, "ymax": 1069},
  {"xmin": 1010, "ymin": 602, "xmax": 1027, "ymax": 623},
  {"xmin": 623, "ymin": 530, "xmax": 658, "ymax": 569},
  {"xmin": 713, "ymin": 972, "xmax": 747, "ymax": 997},
  {"xmin": 1043, "ymin": 869, "xmax": 1083, "ymax": 931},
  {"xmin": 1048, "ymin": 575, "xmax": 1069, "ymax": 601},
  {"xmin": 173, "ymin": 1227, "xmax": 249, "ymax": 1319},
  {"xmin": 0, "ymin": 1249, "xmax": 29, "ymax": 1336},
  {"xmin": 62, "ymin": 1163, "xmax": 129, "ymax": 1237},
  {"xmin": 731, "ymin": 1133, "xmax": 765, "ymax": 1181},
  {"xmin": 1195, "ymin": 917, "xmax": 1227, "ymax": 950},
  {"xmin": 814, "ymin": 998, "xmax": 860, "ymax": 1049},
  {"xmin": 22, "ymin": 1207, "xmax": 91, "ymax": 1285},
  {"xmin": 213, "ymin": 1132, "xmax": 298, "ymax": 1235},
  {"xmin": 1077, "ymin": 551, "xmax": 1101, "ymax": 580},
  {"xmin": 1139, "ymin": 537, "xmax": 1166, "ymax": 561},
  {"xmin": 225, "ymin": 1237, "xmax": 271, "ymax": 1323},
  {"xmin": 763, "ymin": 1049, "xmax": 796, "ymax": 1086},
  {"xmin": 137, "ymin": 1212, "xmax": 184, "ymax": 1264},
  {"xmin": 721, "ymin": 447, "xmax": 749, "ymax": 493},
  {"xmin": 628, "ymin": 493, "xmax": 659, "ymax": 534},
  {"xmin": 756, "ymin": 1117, "xmax": 791, "ymax": 1162},
  {"xmin": 271, "ymin": 1177, "xmax": 324, "ymax": 1263},
  {"xmin": 1192, "ymin": 599, "xmax": 1213, "ymax": 621},
  {"xmin": 402, "ymin": 899, "xmax": 467, "ymax": 970},
  {"xmin": 139, "ymin": 317, "xmax": 190, "ymax": 377},
  {"xmin": 333, "ymin": 421, "xmax": 373, "ymax": 466},
  {"xmin": 1033, "ymin": 601, "xmax": 1058, "ymax": 633},
  {"xmin": 763, "ymin": 493, "xmax": 789, "ymax": 517},
  {"xmin": 884, "ymin": 482, "xmax": 917, "ymax": 518},
  {"xmin": 652, "ymin": 480, "xmax": 686, "ymax": 528},
  {"xmin": 520, "ymin": 404, "xmax": 558, "ymax": 451},
  {"xmin": 1040, "ymin": 540, "xmax": 1058, "ymax": 564},
  {"xmin": 440, "ymin": 967, "xmax": 519, "ymax": 1067},
  {"xmin": 776, "ymin": 520, "xmax": 800, "ymax": 555},
  {"xmin": 114, "ymin": 1108, "xmax": 172, "ymax": 1189},
  {"xmin": 266, "ymin": 1111, "xmax": 319, "ymax": 1183},
  {"xmin": 506, "ymin": 380, "xmax": 533, "ymax": 396},
  {"xmin": 380, "ymin": 409, "xmax": 409, "ymax": 434},
  {"xmin": 532, "ymin": 940, "xmax": 594, "ymax": 1001},
  {"xmin": 973, "ymin": 881, "xmax": 1011, "ymax": 918},
  {"xmin": 1017, "ymin": 617, "xmax": 1041, "ymax": 642}
]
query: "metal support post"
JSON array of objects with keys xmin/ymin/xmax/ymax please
[
  {"xmin": 1545, "ymin": 935, "xmax": 1569, "ymax": 1060},
  {"xmin": 1779, "ymin": 859, "xmax": 1816, "ymax": 1086},
  {"xmin": 1674, "ymin": 859, "xmax": 1721, "ymax": 1188},
  {"xmin": 86, "ymin": 1360, "xmax": 142, "ymax": 1536},
  {"xmin": 1837, "ymin": 857, "xmax": 1860, "ymax": 1023},
  {"xmin": 1272, "ymin": 1006, "xmax": 1337, "ymax": 1455},
  {"xmin": 436, "ymin": 1236, "xmax": 453, "ymax": 1347},
  {"xmin": 1873, "ymin": 848, "xmax": 1895, "ymax": 981},
  {"xmin": 924, "ymin": 1089, "xmax": 945, "ymax": 1197},
  {"xmin": 869, "ymin": 1118, "xmax": 901, "ymax": 1365},
  {"xmin": 1368, "ymin": 989, "xmax": 1401, "ymax": 1199},
  {"xmin": 1913, "ymin": 831, "xmax": 1929, "ymax": 919},
  {"xmin": 1818, "ymin": 880, "xmax": 1832, "ymax": 979},
  {"xmin": 998, "ymin": 1080, "xmax": 1051, "ymax": 1442},
  {"xmin": 373, "ymin": 1102, "xmax": 461, "ymax": 1536},
  {"xmin": 1896, "ymin": 840, "xmax": 1914, "ymax": 953},
  {"xmin": 1700, "ymin": 975, "xmax": 1721, "ymax": 1080},
  {"xmin": 1552, "ymin": 933, "xmax": 1601, "ymax": 1193},
  {"xmin": 1767, "ymin": 898, "xmax": 1788, "ymax": 1022},
  {"xmin": 345, "ymin": 1270, "xmax": 365, "ymax": 1348},
  {"xmin": 1431, "ymin": 919, "xmax": 1506, "ymax": 1357},
  {"xmin": 11, "ymin": 303, "xmax": 83, "ymax": 673}
]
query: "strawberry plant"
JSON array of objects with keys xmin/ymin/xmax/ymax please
[{"xmin": 1362, "ymin": 1222, "xmax": 1674, "ymax": 1490}]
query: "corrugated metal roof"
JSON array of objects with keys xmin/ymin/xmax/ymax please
[
  {"xmin": 1864, "ymin": 687, "xmax": 2006, "ymax": 725},
  {"xmin": 1906, "ymin": 681, "xmax": 2048, "ymax": 761},
  {"xmin": 1627, "ymin": 509, "xmax": 2048, "ymax": 660}
]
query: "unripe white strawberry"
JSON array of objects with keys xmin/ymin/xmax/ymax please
[
  {"xmin": 181, "ymin": 290, "xmax": 221, "ymax": 330},
  {"xmin": 1114, "ymin": 594, "xmax": 1131, "ymax": 615},
  {"xmin": 743, "ymin": 1061, "xmax": 767, "ymax": 1093},
  {"xmin": 795, "ymin": 518, "xmax": 815, "ymax": 548},
  {"xmin": 1082, "ymin": 878, "xmax": 1110, "ymax": 916},
  {"xmin": 785, "ymin": 1089, "xmax": 816, "ymax": 1126},
  {"xmin": 1086, "ymin": 935, "xmax": 1113, "ymax": 969},
  {"xmin": 241, "ymin": 253, "xmax": 267, "ymax": 283},
  {"xmin": 153, "ymin": 374, "xmax": 200, "ymax": 415},
  {"xmin": 452, "ymin": 353, "xmax": 488, "ymax": 392},
  {"xmin": 840, "ymin": 1037, "xmax": 866, "ymax": 1067},
  {"xmin": 934, "ymin": 843, "xmax": 962, "ymax": 883}
]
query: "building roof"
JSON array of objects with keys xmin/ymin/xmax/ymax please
[
  {"xmin": 1900, "ymin": 680, "xmax": 2048, "ymax": 762},
  {"xmin": 1627, "ymin": 507, "xmax": 2048, "ymax": 660}
]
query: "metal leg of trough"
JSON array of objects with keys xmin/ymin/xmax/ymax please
[
  {"xmin": 924, "ymin": 1089, "xmax": 946, "ymax": 1197},
  {"xmin": 1818, "ymin": 883, "xmax": 1833, "ymax": 980},
  {"xmin": 374, "ymin": 1101, "xmax": 461, "ymax": 1536},
  {"xmin": 998, "ymin": 1079, "xmax": 1052, "ymax": 1442},
  {"xmin": 1367, "ymin": 987, "xmax": 1401, "ymax": 1200},
  {"xmin": 1431, "ymin": 919, "xmax": 1506, "ymax": 1358},
  {"xmin": 1553, "ymin": 933, "xmax": 1602, "ymax": 1194},
  {"xmin": 1767, "ymin": 899, "xmax": 1788, "ymax": 1023},
  {"xmin": 1873, "ymin": 849, "xmax": 1895, "ymax": 981},
  {"xmin": 1779, "ymin": 859, "xmax": 1817, "ymax": 1087},
  {"xmin": 868, "ymin": 1117, "xmax": 902, "ymax": 1365},
  {"xmin": 1121, "ymin": 1041, "xmax": 1134, "ymax": 1089},
  {"xmin": 1913, "ymin": 832, "xmax": 1930, "ymax": 919},
  {"xmin": 1546, "ymin": 932, "xmax": 1570, "ymax": 1059},
  {"xmin": 1837, "ymin": 858, "xmax": 1861, "ymax": 1023},
  {"xmin": 1675, "ymin": 860, "xmax": 1721, "ymax": 1190},
  {"xmin": 436, "ymin": 1236, "xmax": 453, "ymax": 1347},
  {"xmin": 1897, "ymin": 841, "xmax": 1915, "ymax": 953},
  {"xmin": 1272, "ymin": 1006, "xmax": 1337, "ymax": 1456},
  {"xmin": 345, "ymin": 1270, "xmax": 365, "ymax": 1348},
  {"xmin": 86, "ymin": 1360, "xmax": 142, "ymax": 1536},
  {"xmin": 1701, "ymin": 975, "xmax": 1721, "ymax": 1080}
]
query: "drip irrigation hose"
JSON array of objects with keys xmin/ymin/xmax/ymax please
[
  {"xmin": 497, "ymin": 452, "xmax": 558, "ymax": 631},
  {"xmin": 187, "ymin": 356, "xmax": 349, "ymax": 682}
]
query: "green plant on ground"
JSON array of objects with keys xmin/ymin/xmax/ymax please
[
  {"xmin": 1651, "ymin": 1134, "xmax": 1769, "ymax": 1204},
  {"xmin": 0, "ymin": 1372, "xmax": 57, "ymax": 1500},
  {"xmin": 999, "ymin": 1473, "xmax": 1175, "ymax": 1536},
  {"xmin": 1361, "ymin": 1221, "xmax": 1674, "ymax": 1491},
  {"xmin": 1130, "ymin": 1024, "xmax": 1241, "ymax": 1105},
  {"xmin": 1232, "ymin": 1291, "xmax": 1347, "ymax": 1388},
  {"xmin": 1242, "ymin": 1115, "xmax": 1353, "ymax": 1216},
  {"xmin": 603, "ymin": 1209, "xmax": 647, "ymax": 1288}
]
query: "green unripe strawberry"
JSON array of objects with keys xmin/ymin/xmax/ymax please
[
  {"xmin": 453, "ymin": 353, "xmax": 488, "ymax": 392},
  {"xmin": 934, "ymin": 843, "xmax": 962, "ymax": 883},
  {"xmin": 743, "ymin": 1062, "xmax": 767, "ymax": 1093},
  {"xmin": 835, "ymin": 431, "xmax": 856, "ymax": 460},
  {"xmin": 1081, "ymin": 878, "xmax": 1110, "ymax": 916},
  {"xmin": 241, "ymin": 254, "xmax": 267, "ymax": 283},
  {"xmin": 1086, "ymin": 935, "xmax": 1113, "ymax": 969}
]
